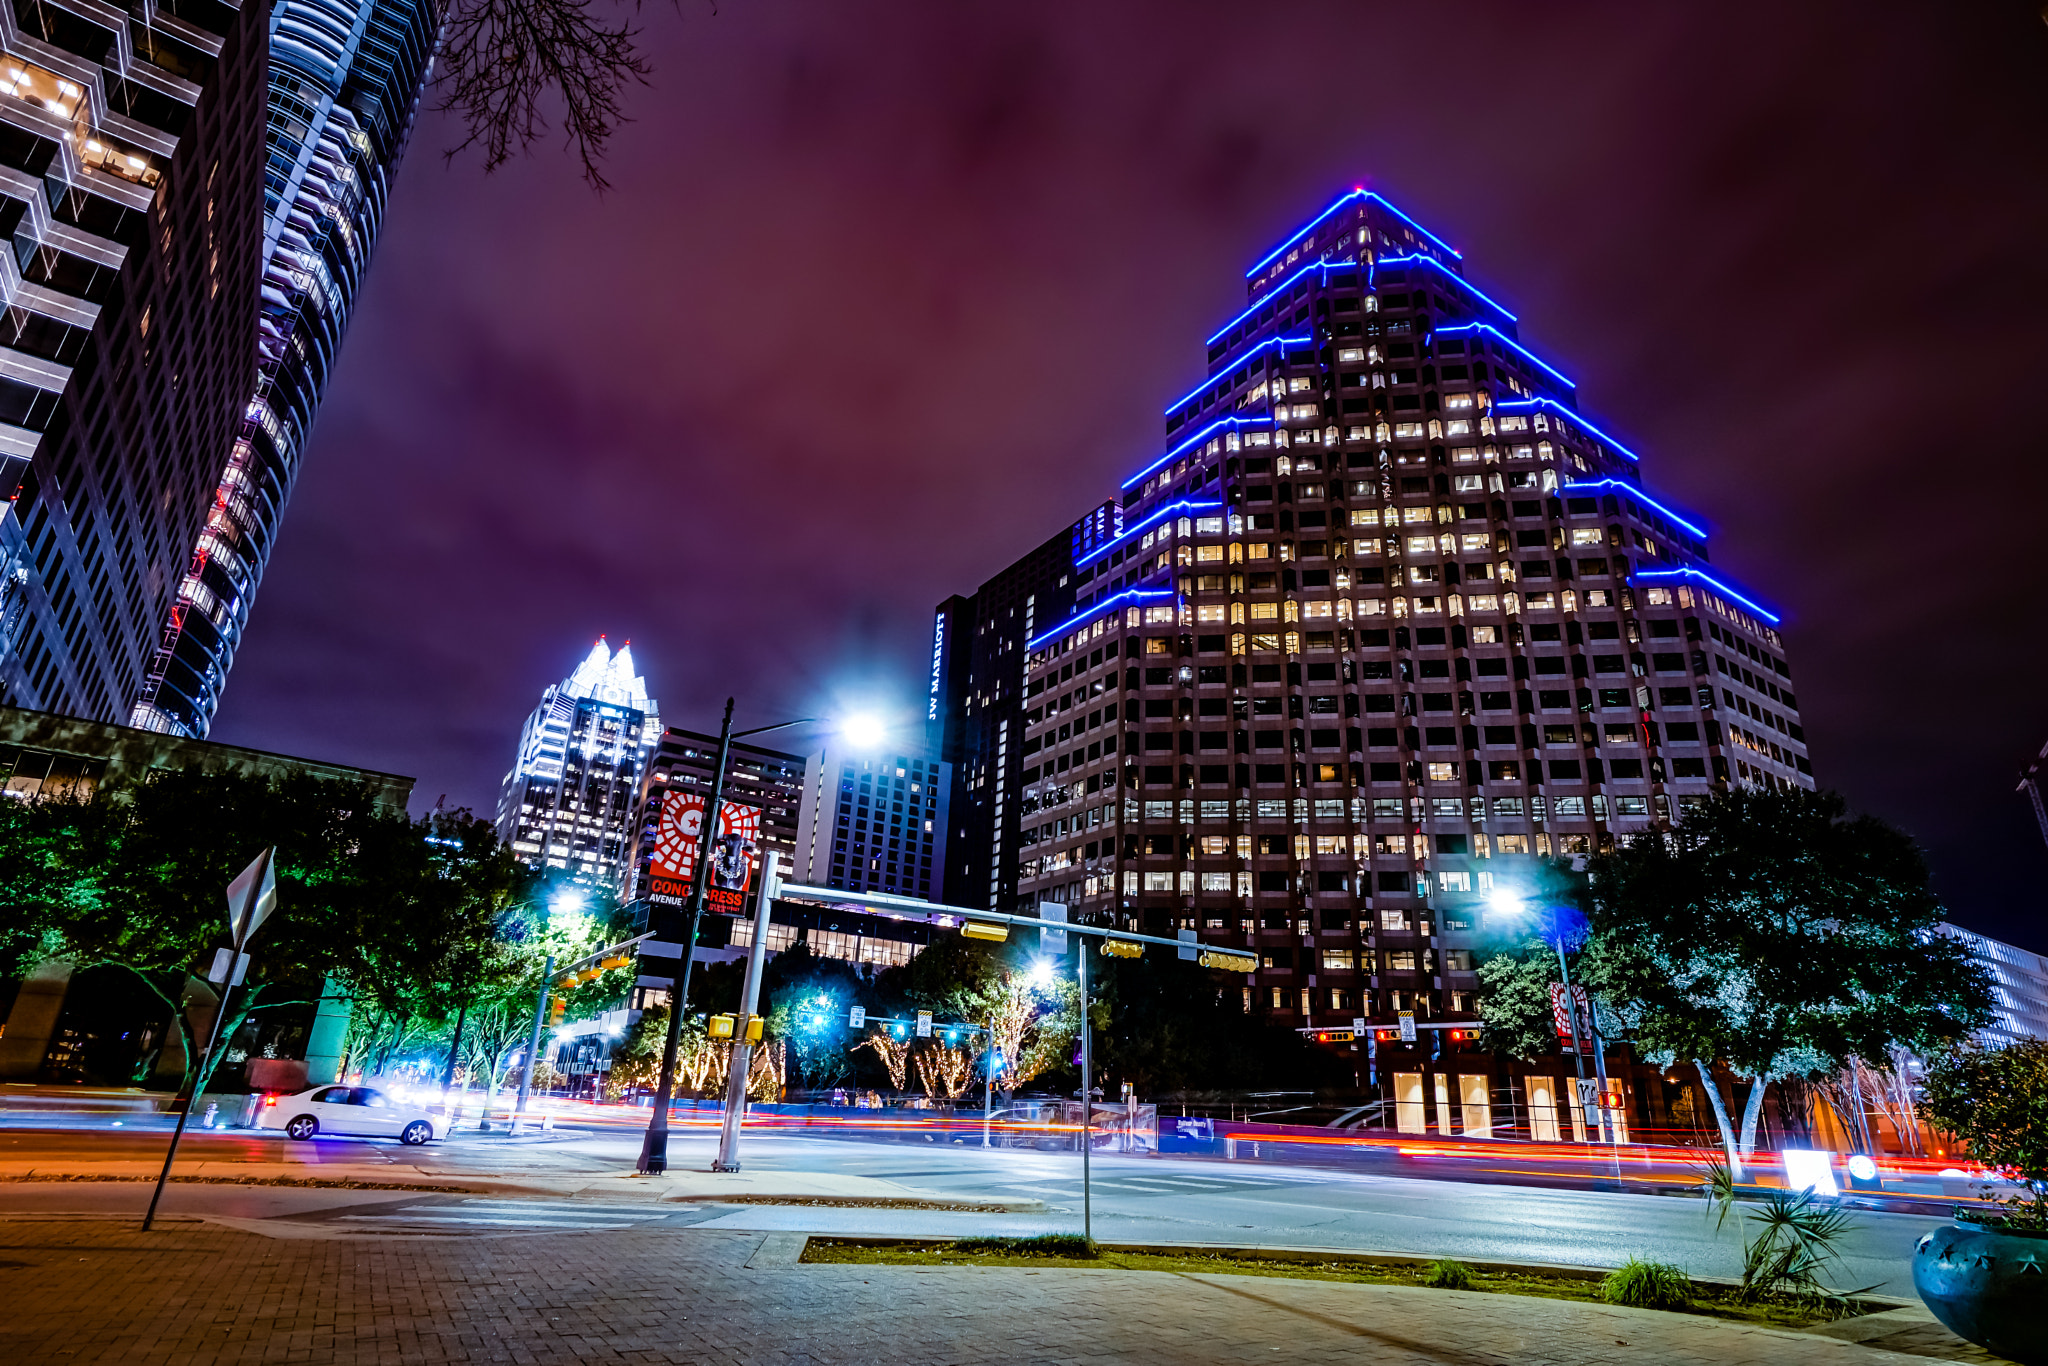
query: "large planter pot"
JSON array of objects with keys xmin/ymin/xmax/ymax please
[{"xmin": 1912, "ymin": 1218, "xmax": 2048, "ymax": 1365}]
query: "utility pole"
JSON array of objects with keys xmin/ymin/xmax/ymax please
[
  {"xmin": 982, "ymin": 1009, "xmax": 996, "ymax": 1148},
  {"xmin": 1078, "ymin": 946, "xmax": 1092, "ymax": 1244},
  {"xmin": 713, "ymin": 845, "xmax": 781, "ymax": 1172},
  {"xmin": 639, "ymin": 697, "xmax": 735, "ymax": 1175}
]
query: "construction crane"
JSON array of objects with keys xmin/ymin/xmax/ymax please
[{"xmin": 2022, "ymin": 739, "xmax": 2048, "ymax": 851}]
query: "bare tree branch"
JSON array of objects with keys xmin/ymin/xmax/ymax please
[{"xmin": 434, "ymin": 0, "xmax": 656, "ymax": 191}]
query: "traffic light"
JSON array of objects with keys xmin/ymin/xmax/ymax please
[
  {"xmin": 1198, "ymin": 949, "xmax": 1259, "ymax": 973},
  {"xmin": 962, "ymin": 920, "xmax": 1009, "ymax": 942},
  {"xmin": 548, "ymin": 996, "xmax": 566, "ymax": 1026},
  {"xmin": 1099, "ymin": 938, "xmax": 1144, "ymax": 959}
]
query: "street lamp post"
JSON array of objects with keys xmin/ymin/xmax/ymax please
[
  {"xmin": 1492, "ymin": 888, "xmax": 1616, "ymax": 1149},
  {"xmin": 638, "ymin": 697, "xmax": 735, "ymax": 1174},
  {"xmin": 512, "ymin": 953, "xmax": 554, "ymax": 1131},
  {"xmin": 638, "ymin": 703, "xmax": 838, "ymax": 1175}
]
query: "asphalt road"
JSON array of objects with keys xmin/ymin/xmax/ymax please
[{"xmin": 0, "ymin": 1121, "xmax": 1936, "ymax": 1295}]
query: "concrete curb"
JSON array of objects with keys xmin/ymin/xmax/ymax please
[{"xmin": 0, "ymin": 1165, "xmax": 1044, "ymax": 1212}]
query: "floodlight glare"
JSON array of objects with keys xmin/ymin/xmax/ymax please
[
  {"xmin": 1027, "ymin": 959, "xmax": 1057, "ymax": 990},
  {"xmin": 1487, "ymin": 888, "xmax": 1526, "ymax": 917},
  {"xmin": 839, "ymin": 713, "xmax": 887, "ymax": 750}
]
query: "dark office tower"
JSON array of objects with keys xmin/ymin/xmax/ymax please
[
  {"xmin": 0, "ymin": 0, "xmax": 269, "ymax": 723},
  {"xmin": 791, "ymin": 740, "xmax": 950, "ymax": 901},
  {"xmin": 130, "ymin": 0, "xmax": 442, "ymax": 734},
  {"xmin": 1002, "ymin": 188, "xmax": 1811, "ymax": 1040},
  {"xmin": 931, "ymin": 515, "xmax": 1099, "ymax": 910}
]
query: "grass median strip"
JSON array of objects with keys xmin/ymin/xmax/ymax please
[{"xmin": 800, "ymin": 1238, "xmax": 1877, "ymax": 1329}]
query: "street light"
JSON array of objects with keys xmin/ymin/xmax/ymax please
[
  {"xmin": 638, "ymin": 702, "xmax": 843, "ymax": 1174},
  {"xmin": 1487, "ymin": 886, "xmax": 1615, "ymax": 1146},
  {"xmin": 838, "ymin": 712, "xmax": 887, "ymax": 750},
  {"xmin": 646, "ymin": 707, "xmax": 890, "ymax": 1176}
]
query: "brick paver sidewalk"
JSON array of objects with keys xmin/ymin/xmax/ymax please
[{"xmin": 0, "ymin": 1219, "xmax": 1961, "ymax": 1365}]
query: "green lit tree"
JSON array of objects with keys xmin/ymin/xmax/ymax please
[
  {"xmin": 1587, "ymin": 787, "xmax": 1989, "ymax": 1173},
  {"xmin": 1922, "ymin": 1041, "xmax": 2048, "ymax": 1225}
]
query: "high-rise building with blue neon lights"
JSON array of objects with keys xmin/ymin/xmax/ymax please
[
  {"xmin": 940, "ymin": 187, "xmax": 1813, "ymax": 1060},
  {"xmin": 128, "ymin": 0, "xmax": 442, "ymax": 734}
]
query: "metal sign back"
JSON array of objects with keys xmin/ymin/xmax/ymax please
[{"xmin": 224, "ymin": 848, "xmax": 277, "ymax": 951}]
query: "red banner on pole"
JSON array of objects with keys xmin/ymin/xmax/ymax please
[
  {"xmin": 1548, "ymin": 982, "xmax": 1590, "ymax": 1050},
  {"xmin": 649, "ymin": 792, "xmax": 761, "ymax": 912}
]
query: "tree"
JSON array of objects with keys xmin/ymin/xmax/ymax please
[
  {"xmin": 1089, "ymin": 953, "xmax": 1342, "ymax": 1092},
  {"xmin": 0, "ymin": 767, "xmax": 541, "ymax": 1097},
  {"xmin": 1921, "ymin": 1041, "xmax": 2048, "ymax": 1225},
  {"xmin": 1587, "ymin": 787, "xmax": 1990, "ymax": 1172},
  {"xmin": 437, "ymin": 0, "xmax": 657, "ymax": 190}
]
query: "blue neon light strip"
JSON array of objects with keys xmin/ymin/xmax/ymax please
[
  {"xmin": 1164, "ymin": 335, "xmax": 1310, "ymax": 416},
  {"xmin": 1494, "ymin": 397, "xmax": 1639, "ymax": 463},
  {"xmin": 1028, "ymin": 589, "xmax": 1175, "ymax": 651},
  {"xmin": 1432, "ymin": 322, "xmax": 1574, "ymax": 390},
  {"xmin": 1373, "ymin": 253, "xmax": 1516, "ymax": 324},
  {"xmin": 1077, "ymin": 499, "xmax": 1223, "ymax": 569},
  {"xmin": 1365, "ymin": 192, "xmax": 1462, "ymax": 262},
  {"xmin": 1561, "ymin": 480, "xmax": 1707, "ymax": 539},
  {"xmin": 1122, "ymin": 415, "xmax": 1273, "ymax": 491},
  {"xmin": 1244, "ymin": 188, "xmax": 1462, "ymax": 281},
  {"xmin": 1631, "ymin": 568, "xmax": 1780, "ymax": 625},
  {"xmin": 1206, "ymin": 259, "xmax": 1344, "ymax": 346}
]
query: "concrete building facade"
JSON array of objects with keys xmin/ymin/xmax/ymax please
[{"xmin": 941, "ymin": 188, "xmax": 1813, "ymax": 1061}]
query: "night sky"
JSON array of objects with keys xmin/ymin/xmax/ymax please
[{"xmin": 208, "ymin": 3, "xmax": 2048, "ymax": 949}]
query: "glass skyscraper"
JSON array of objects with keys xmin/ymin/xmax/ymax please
[
  {"xmin": 130, "ymin": 0, "xmax": 443, "ymax": 733},
  {"xmin": 496, "ymin": 637, "xmax": 661, "ymax": 894},
  {"xmin": 0, "ymin": 0, "xmax": 271, "ymax": 722}
]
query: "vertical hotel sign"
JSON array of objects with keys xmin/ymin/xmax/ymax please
[{"xmin": 649, "ymin": 791, "xmax": 762, "ymax": 913}]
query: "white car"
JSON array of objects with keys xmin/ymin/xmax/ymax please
[{"xmin": 258, "ymin": 1085, "xmax": 440, "ymax": 1145}]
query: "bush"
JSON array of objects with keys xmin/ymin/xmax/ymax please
[
  {"xmin": 1921, "ymin": 1041, "xmax": 2048, "ymax": 1227},
  {"xmin": 1421, "ymin": 1258, "xmax": 1476, "ymax": 1290},
  {"xmin": 952, "ymin": 1233, "xmax": 1098, "ymax": 1259},
  {"xmin": 1600, "ymin": 1258, "xmax": 1692, "ymax": 1310}
]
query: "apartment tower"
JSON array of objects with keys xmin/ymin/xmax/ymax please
[
  {"xmin": 131, "ymin": 0, "xmax": 444, "ymax": 733},
  {"xmin": 0, "ymin": 0, "xmax": 270, "ymax": 720}
]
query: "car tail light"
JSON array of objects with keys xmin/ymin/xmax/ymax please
[{"xmin": 262, "ymin": 1093, "xmax": 277, "ymax": 1107}]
